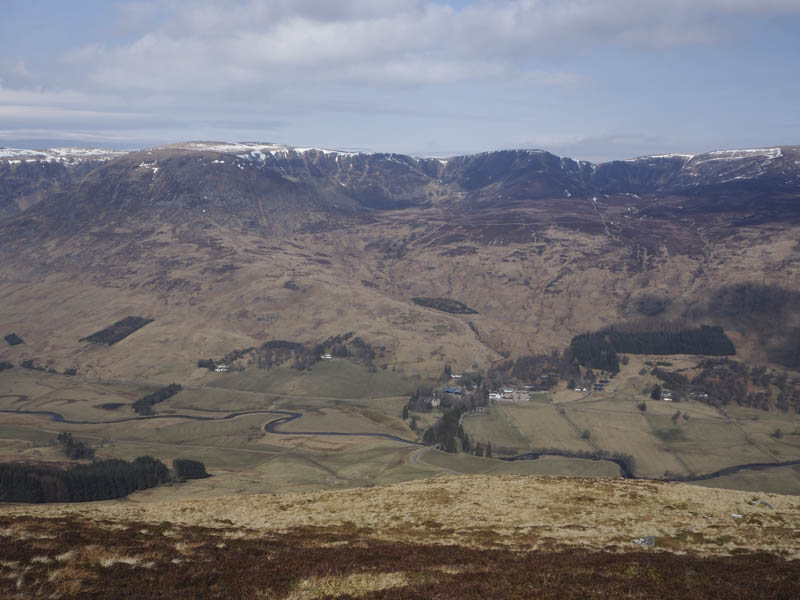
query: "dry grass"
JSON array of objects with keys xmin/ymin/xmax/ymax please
[
  {"xmin": 3, "ymin": 474, "xmax": 800, "ymax": 558},
  {"xmin": 285, "ymin": 571, "xmax": 410, "ymax": 599},
  {"xmin": 1, "ymin": 510, "xmax": 799, "ymax": 599},
  {"xmin": 2, "ymin": 210, "xmax": 799, "ymax": 383}
]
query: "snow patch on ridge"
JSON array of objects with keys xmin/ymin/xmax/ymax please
[
  {"xmin": 0, "ymin": 147, "xmax": 126, "ymax": 164},
  {"xmin": 690, "ymin": 147, "xmax": 782, "ymax": 164},
  {"xmin": 172, "ymin": 141, "xmax": 363, "ymax": 159},
  {"xmin": 622, "ymin": 153, "xmax": 694, "ymax": 162}
]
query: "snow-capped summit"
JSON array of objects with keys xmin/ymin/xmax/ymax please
[
  {"xmin": 0, "ymin": 147, "xmax": 127, "ymax": 165},
  {"xmin": 164, "ymin": 141, "xmax": 363, "ymax": 159}
]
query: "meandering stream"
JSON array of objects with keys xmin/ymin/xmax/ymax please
[{"xmin": 2, "ymin": 408, "xmax": 798, "ymax": 482}]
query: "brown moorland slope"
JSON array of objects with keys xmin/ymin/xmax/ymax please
[
  {"xmin": 1, "ymin": 143, "xmax": 800, "ymax": 381},
  {"xmin": 2, "ymin": 474, "xmax": 800, "ymax": 599}
]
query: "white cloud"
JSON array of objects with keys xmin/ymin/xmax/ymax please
[
  {"xmin": 0, "ymin": 59, "xmax": 35, "ymax": 89},
  {"xmin": 1, "ymin": 0, "xmax": 798, "ymax": 155},
  {"xmin": 50, "ymin": 0, "xmax": 800, "ymax": 94}
]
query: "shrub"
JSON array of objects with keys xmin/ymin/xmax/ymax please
[{"xmin": 173, "ymin": 459, "xmax": 209, "ymax": 480}]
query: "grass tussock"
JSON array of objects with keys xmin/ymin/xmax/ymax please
[
  {"xmin": 286, "ymin": 571, "xmax": 409, "ymax": 599},
  {"xmin": 0, "ymin": 515, "xmax": 799, "ymax": 599}
]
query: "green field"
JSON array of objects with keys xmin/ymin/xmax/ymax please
[
  {"xmin": 461, "ymin": 405, "xmax": 531, "ymax": 455},
  {"xmin": 419, "ymin": 447, "xmax": 620, "ymax": 477},
  {"xmin": 2, "ymin": 358, "xmax": 800, "ymax": 499},
  {"xmin": 206, "ymin": 360, "xmax": 417, "ymax": 399}
]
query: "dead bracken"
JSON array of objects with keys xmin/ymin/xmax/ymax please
[{"xmin": 1, "ymin": 514, "xmax": 799, "ymax": 599}]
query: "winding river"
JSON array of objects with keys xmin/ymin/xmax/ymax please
[
  {"xmin": 2, "ymin": 408, "xmax": 798, "ymax": 482},
  {"xmin": 0, "ymin": 408, "xmax": 423, "ymax": 445}
]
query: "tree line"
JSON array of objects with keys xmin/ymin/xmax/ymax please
[
  {"xmin": 671, "ymin": 358, "xmax": 800, "ymax": 413},
  {"xmin": 79, "ymin": 316, "xmax": 153, "ymax": 345},
  {"xmin": 132, "ymin": 383, "xmax": 183, "ymax": 415},
  {"xmin": 422, "ymin": 404, "xmax": 469, "ymax": 453},
  {"xmin": 205, "ymin": 332, "xmax": 385, "ymax": 373},
  {"xmin": 0, "ymin": 455, "xmax": 210, "ymax": 503},
  {"xmin": 570, "ymin": 325, "xmax": 735, "ymax": 373},
  {"xmin": 0, "ymin": 457, "xmax": 169, "ymax": 503},
  {"xmin": 411, "ymin": 297, "xmax": 478, "ymax": 314},
  {"xmin": 508, "ymin": 448, "xmax": 637, "ymax": 479},
  {"xmin": 173, "ymin": 459, "xmax": 209, "ymax": 480},
  {"xmin": 4, "ymin": 333, "xmax": 23, "ymax": 346},
  {"xmin": 57, "ymin": 432, "xmax": 95, "ymax": 460}
]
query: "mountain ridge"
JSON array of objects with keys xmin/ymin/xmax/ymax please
[{"xmin": 1, "ymin": 140, "xmax": 799, "ymax": 380}]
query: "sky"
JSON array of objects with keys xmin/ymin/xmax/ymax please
[{"xmin": 1, "ymin": 0, "xmax": 799, "ymax": 162}]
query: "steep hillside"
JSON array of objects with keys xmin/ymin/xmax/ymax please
[
  {"xmin": 0, "ymin": 142, "xmax": 799, "ymax": 381},
  {"xmin": 0, "ymin": 147, "xmax": 125, "ymax": 216}
]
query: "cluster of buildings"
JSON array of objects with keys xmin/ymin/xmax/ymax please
[{"xmin": 489, "ymin": 387, "xmax": 531, "ymax": 402}]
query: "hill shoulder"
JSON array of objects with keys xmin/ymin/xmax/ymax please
[{"xmin": 4, "ymin": 474, "xmax": 799, "ymax": 557}]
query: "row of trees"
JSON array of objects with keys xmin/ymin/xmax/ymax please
[
  {"xmin": 4, "ymin": 333, "xmax": 24, "ymax": 346},
  {"xmin": 422, "ymin": 404, "xmax": 468, "ymax": 452},
  {"xmin": 514, "ymin": 448, "xmax": 637, "ymax": 479},
  {"xmin": 4, "ymin": 360, "xmax": 75, "ymax": 376},
  {"xmin": 0, "ymin": 456, "xmax": 170, "ymax": 503},
  {"xmin": 412, "ymin": 389, "xmax": 494, "ymax": 456},
  {"xmin": 686, "ymin": 359, "xmax": 800, "ymax": 413},
  {"xmin": 644, "ymin": 357, "xmax": 800, "ymax": 413},
  {"xmin": 173, "ymin": 459, "xmax": 209, "ymax": 480},
  {"xmin": 0, "ymin": 455, "xmax": 210, "ymax": 503},
  {"xmin": 570, "ymin": 325, "xmax": 735, "ymax": 373},
  {"xmin": 57, "ymin": 432, "xmax": 95, "ymax": 460},
  {"xmin": 80, "ymin": 316, "xmax": 154, "ymax": 345},
  {"xmin": 411, "ymin": 297, "xmax": 478, "ymax": 314},
  {"xmin": 132, "ymin": 383, "xmax": 183, "ymax": 415},
  {"xmin": 206, "ymin": 332, "xmax": 385, "ymax": 373}
]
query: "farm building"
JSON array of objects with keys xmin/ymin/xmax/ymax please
[{"xmin": 214, "ymin": 364, "xmax": 230, "ymax": 373}]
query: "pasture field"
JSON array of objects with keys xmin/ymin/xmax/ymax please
[
  {"xmin": 3, "ymin": 360, "xmax": 800, "ymax": 499},
  {"xmin": 496, "ymin": 454, "xmax": 621, "ymax": 477},
  {"xmin": 644, "ymin": 412, "xmax": 767, "ymax": 474},
  {"xmin": 273, "ymin": 405, "xmax": 409, "ymax": 437},
  {"xmin": 0, "ymin": 424, "xmax": 56, "ymax": 445},
  {"xmin": 499, "ymin": 403, "xmax": 593, "ymax": 452},
  {"xmin": 561, "ymin": 406, "xmax": 688, "ymax": 478},
  {"xmin": 419, "ymin": 447, "xmax": 620, "ymax": 477},
  {"xmin": 168, "ymin": 386, "xmax": 277, "ymax": 412},
  {"xmin": 0, "ymin": 369, "xmax": 155, "ymax": 421},
  {"xmin": 692, "ymin": 464, "xmax": 800, "ymax": 496},
  {"xmin": 461, "ymin": 405, "xmax": 531, "ymax": 455},
  {"xmin": 206, "ymin": 360, "xmax": 417, "ymax": 399}
]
